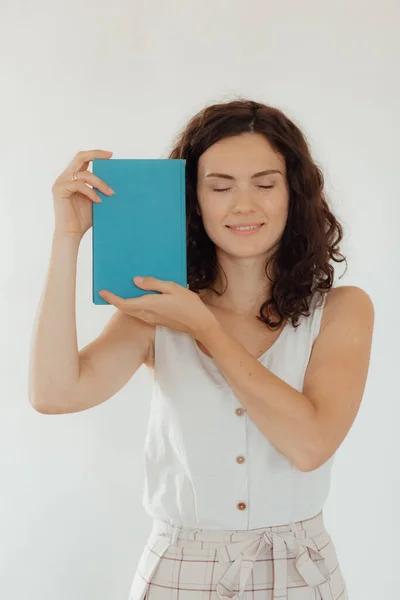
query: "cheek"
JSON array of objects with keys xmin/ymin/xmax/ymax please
[
  {"xmin": 264, "ymin": 192, "xmax": 289, "ymax": 218},
  {"xmin": 201, "ymin": 212, "xmax": 225, "ymax": 240},
  {"xmin": 198, "ymin": 205, "xmax": 227, "ymax": 243},
  {"xmin": 198, "ymin": 196, "xmax": 226, "ymax": 224}
]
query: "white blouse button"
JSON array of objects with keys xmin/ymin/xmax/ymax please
[
  {"xmin": 235, "ymin": 408, "xmax": 245, "ymax": 416},
  {"xmin": 236, "ymin": 455, "xmax": 245, "ymax": 464}
]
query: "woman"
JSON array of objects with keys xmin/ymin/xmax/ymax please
[
  {"xmin": 126, "ymin": 100, "xmax": 374, "ymax": 600},
  {"xmin": 32, "ymin": 99, "xmax": 374, "ymax": 599}
]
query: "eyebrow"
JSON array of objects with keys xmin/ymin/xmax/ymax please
[{"xmin": 204, "ymin": 169, "xmax": 282, "ymax": 180}]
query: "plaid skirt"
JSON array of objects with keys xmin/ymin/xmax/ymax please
[{"xmin": 128, "ymin": 510, "xmax": 348, "ymax": 600}]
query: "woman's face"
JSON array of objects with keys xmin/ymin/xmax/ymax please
[{"xmin": 196, "ymin": 132, "xmax": 290, "ymax": 260}]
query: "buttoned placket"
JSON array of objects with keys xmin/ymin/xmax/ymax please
[{"xmin": 234, "ymin": 405, "xmax": 248, "ymax": 515}]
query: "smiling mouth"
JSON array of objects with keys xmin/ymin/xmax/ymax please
[
  {"xmin": 226, "ymin": 223, "xmax": 264, "ymax": 229},
  {"xmin": 226, "ymin": 223, "xmax": 264, "ymax": 235}
]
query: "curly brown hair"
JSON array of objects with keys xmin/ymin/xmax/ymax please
[{"xmin": 167, "ymin": 98, "xmax": 347, "ymax": 330}]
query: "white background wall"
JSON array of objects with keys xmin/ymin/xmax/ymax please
[{"xmin": 1, "ymin": 1, "xmax": 398, "ymax": 599}]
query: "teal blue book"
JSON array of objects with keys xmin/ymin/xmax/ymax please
[{"xmin": 92, "ymin": 158, "xmax": 187, "ymax": 305}]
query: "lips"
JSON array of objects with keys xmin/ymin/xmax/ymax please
[{"xmin": 227, "ymin": 223, "xmax": 264, "ymax": 228}]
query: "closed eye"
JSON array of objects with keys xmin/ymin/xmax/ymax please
[{"xmin": 213, "ymin": 185, "xmax": 274, "ymax": 192}]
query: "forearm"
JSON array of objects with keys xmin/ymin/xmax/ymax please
[
  {"xmin": 28, "ymin": 231, "xmax": 83, "ymax": 408},
  {"xmin": 197, "ymin": 320, "xmax": 320, "ymax": 471}
]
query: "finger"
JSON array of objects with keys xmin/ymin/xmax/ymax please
[
  {"xmin": 98, "ymin": 291, "xmax": 113, "ymax": 304},
  {"xmin": 135, "ymin": 276, "xmax": 175, "ymax": 293},
  {"xmin": 100, "ymin": 291, "xmax": 147, "ymax": 313},
  {"xmin": 65, "ymin": 180, "xmax": 104, "ymax": 204},
  {"xmin": 98, "ymin": 290, "xmax": 122, "ymax": 304},
  {"xmin": 66, "ymin": 149, "xmax": 113, "ymax": 174},
  {"xmin": 67, "ymin": 171, "xmax": 115, "ymax": 196}
]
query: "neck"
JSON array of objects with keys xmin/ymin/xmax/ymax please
[{"xmin": 200, "ymin": 280, "xmax": 273, "ymax": 318}]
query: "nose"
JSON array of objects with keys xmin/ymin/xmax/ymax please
[{"xmin": 231, "ymin": 189, "xmax": 258, "ymax": 212}]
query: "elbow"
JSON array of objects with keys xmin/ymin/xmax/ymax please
[
  {"xmin": 295, "ymin": 441, "xmax": 325, "ymax": 472},
  {"xmin": 29, "ymin": 394, "xmax": 63, "ymax": 415},
  {"xmin": 295, "ymin": 424, "xmax": 331, "ymax": 472},
  {"xmin": 29, "ymin": 397, "xmax": 50, "ymax": 414},
  {"xmin": 297, "ymin": 457, "xmax": 320, "ymax": 472},
  {"xmin": 297, "ymin": 449, "xmax": 332, "ymax": 472}
]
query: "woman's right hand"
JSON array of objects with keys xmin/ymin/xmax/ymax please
[{"xmin": 52, "ymin": 149, "xmax": 115, "ymax": 237}]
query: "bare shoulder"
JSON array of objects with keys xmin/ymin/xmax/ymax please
[{"xmin": 321, "ymin": 285, "xmax": 375, "ymax": 331}]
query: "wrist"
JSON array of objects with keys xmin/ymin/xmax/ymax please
[
  {"xmin": 53, "ymin": 229, "xmax": 84, "ymax": 243},
  {"xmin": 195, "ymin": 314, "xmax": 222, "ymax": 345}
]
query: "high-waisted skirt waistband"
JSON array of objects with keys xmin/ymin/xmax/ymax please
[{"xmin": 129, "ymin": 510, "xmax": 348, "ymax": 600}]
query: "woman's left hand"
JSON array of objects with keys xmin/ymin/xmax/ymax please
[{"xmin": 98, "ymin": 276, "xmax": 217, "ymax": 340}]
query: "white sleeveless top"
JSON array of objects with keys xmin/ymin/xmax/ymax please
[{"xmin": 142, "ymin": 292, "xmax": 335, "ymax": 530}]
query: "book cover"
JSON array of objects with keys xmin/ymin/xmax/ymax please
[{"xmin": 92, "ymin": 158, "xmax": 187, "ymax": 305}]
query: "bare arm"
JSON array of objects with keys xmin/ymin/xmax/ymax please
[
  {"xmin": 28, "ymin": 231, "xmax": 83, "ymax": 408},
  {"xmin": 29, "ymin": 149, "xmax": 154, "ymax": 414},
  {"xmin": 28, "ymin": 231, "xmax": 154, "ymax": 415}
]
